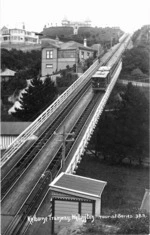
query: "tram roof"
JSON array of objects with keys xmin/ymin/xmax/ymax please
[
  {"xmin": 98, "ymin": 66, "xmax": 111, "ymax": 71},
  {"xmin": 92, "ymin": 71, "xmax": 109, "ymax": 78}
]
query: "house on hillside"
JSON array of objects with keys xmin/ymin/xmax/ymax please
[
  {"xmin": 0, "ymin": 25, "xmax": 41, "ymax": 44},
  {"xmin": 91, "ymin": 43, "xmax": 104, "ymax": 57},
  {"xmin": 41, "ymin": 38, "xmax": 96, "ymax": 76},
  {"xmin": 0, "ymin": 68, "xmax": 16, "ymax": 82}
]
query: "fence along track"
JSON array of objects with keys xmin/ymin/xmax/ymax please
[
  {"xmin": 67, "ymin": 61, "xmax": 123, "ymax": 174},
  {"xmin": 67, "ymin": 36, "xmax": 131, "ymax": 173},
  {"xmin": 1, "ymin": 80, "xmax": 91, "ymax": 201},
  {"xmin": 3, "ymin": 93, "xmax": 101, "ymax": 235},
  {"xmin": 1, "ymin": 60, "xmax": 100, "ymax": 167},
  {"xmin": 5, "ymin": 62, "xmax": 124, "ymax": 234}
]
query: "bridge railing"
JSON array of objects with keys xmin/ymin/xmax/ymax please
[
  {"xmin": 66, "ymin": 37, "xmax": 131, "ymax": 173},
  {"xmin": 118, "ymin": 79, "xmax": 150, "ymax": 87},
  {"xmin": 66, "ymin": 61, "xmax": 122, "ymax": 174},
  {"xmin": 1, "ymin": 59, "xmax": 100, "ymax": 167}
]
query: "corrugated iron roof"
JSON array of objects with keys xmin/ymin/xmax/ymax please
[
  {"xmin": 1, "ymin": 122, "xmax": 31, "ymax": 135},
  {"xmin": 41, "ymin": 38, "xmax": 63, "ymax": 48},
  {"xmin": 50, "ymin": 173, "xmax": 107, "ymax": 198},
  {"xmin": 60, "ymin": 41, "xmax": 95, "ymax": 51},
  {"xmin": 41, "ymin": 39, "xmax": 95, "ymax": 52}
]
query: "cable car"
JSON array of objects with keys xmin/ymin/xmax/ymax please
[{"xmin": 92, "ymin": 66, "xmax": 111, "ymax": 91}]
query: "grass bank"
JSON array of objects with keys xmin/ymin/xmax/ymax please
[{"xmin": 76, "ymin": 154, "xmax": 149, "ymax": 212}]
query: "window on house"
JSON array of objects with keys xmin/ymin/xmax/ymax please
[
  {"xmin": 81, "ymin": 51, "xmax": 84, "ymax": 59},
  {"xmin": 46, "ymin": 64, "xmax": 53, "ymax": 68},
  {"xmin": 46, "ymin": 50, "xmax": 53, "ymax": 59},
  {"xmin": 58, "ymin": 50, "xmax": 75, "ymax": 58},
  {"xmin": 87, "ymin": 52, "xmax": 90, "ymax": 57}
]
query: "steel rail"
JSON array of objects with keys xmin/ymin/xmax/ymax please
[
  {"xmin": 1, "ymin": 81, "xmax": 92, "ymax": 201},
  {"xmin": 67, "ymin": 61, "xmax": 123, "ymax": 173},
  {"xmin": 3, "ymin": 92, "xmax": 101, "ymax": 235}
]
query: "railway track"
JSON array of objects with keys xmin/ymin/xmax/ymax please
[
  {"xmin": 1, "ymin": 35, "xmax": 123, "ymax": 201},
  {"xmin": 3, "ymin": 92, "xmax": 102, "ymax": 235},
  {"xmin": 1, "ymin": 79, "xmax": 92, "ymax": 202},
  {"xmin": 2, "ymin": 36, "xmax": 130, "ymax": 234}
]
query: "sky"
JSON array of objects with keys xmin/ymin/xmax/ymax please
[{"xmin": 0, "ymin": 0, "xmax": 150, "ymax": 33}]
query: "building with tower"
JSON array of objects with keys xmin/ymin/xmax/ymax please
[{"xmin": 61, "ymin": 17, "xmax": 92, "ymax": 34}]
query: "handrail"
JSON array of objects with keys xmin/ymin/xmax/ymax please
[
  {"xmin": 1, "ymin": 59, "xmax": 99, "ymax": 167},
  {"xmin": 66, "ymin": 36, "xmax": 131, "ymax": 174},
  {"xmin": 66, "ymin": 61, "xmax": 122, "ymax": 174},
  {"xmin": 118, "ymin": 79, "xmax": 150, "ymax": 87}
]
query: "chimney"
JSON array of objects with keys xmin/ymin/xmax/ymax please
[
  {"xmin": 84, "ymin": 38, "xmax": 87, "ymax": 47},
  {"xmin": 22, "ymin": 23, "xmax": 25, "ymax": 30},
  {"xmin": 56, "ymin": 35, "xmax": 59, "ymax": 44}
]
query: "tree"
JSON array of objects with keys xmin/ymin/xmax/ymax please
[
  {"xmin": 116, "ymin": 83, "xmax": 149, "ymax": 164},
  {"xmin": 1, "ymin": 48, "xmax": 41, "ymax": 77},
  {"xmin": 83, "ymin": 56, "xmax": 95, "ymax": 72},
  {"xmin": 94, "ymin": 83, "xmax": 149, "ymax": 165},
  {"xmin": 122, "ymin": 45, "xmax": 149, "ymax": 75},
  {"xmin": 12, "ymin": 76, "xmax": 57, "ymax": 121}
]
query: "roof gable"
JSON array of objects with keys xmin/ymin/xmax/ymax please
[
  {"xmin": 1, "ymin": 26, "xmax": 9, "ymax": 31},
  {"xmin": 41, "ymin": 38, "xmax": 63, "ymax": 49},
  {"xmin": 42, "ymin": 39, "xmax": 95, "ymax": 52},
  {"xmin": 60, "ymin": 41, "xmax": 95, "ymax": 51}
]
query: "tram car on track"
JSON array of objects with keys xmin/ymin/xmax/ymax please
[
  {"xmin": 91, "ymin": 66, "xmax": 111, "ymax": 91},
  {"xmin": 92, "ymin": 59, "xmax": 122, "ymax": 91}
]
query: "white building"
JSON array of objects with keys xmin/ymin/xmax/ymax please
[
  {"xmin": 61, "ymin": 17, "xmax": 91, "ymax": 34},
  {"xmin": 0, "ymin": 25, "xmax": 40, "ymax": 44}
]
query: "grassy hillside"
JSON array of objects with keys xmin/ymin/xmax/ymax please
[
  {"xmin": 76, "ymin": 155, "xmax": 149, "ymax": 211},
  {"xmin": 75, "ymin": 154, "xmax": 149, "ymax": 234},
  {"xmin": 132, "ymin": 25, "xmax": 150, "ymax": 47},
  {"xmin": 43, "ymin": 26, "xmax": 73, "ymax": 37},
  {"xmin": 119, "ymin": 25, "xmax": 150, "ymax": 81}
]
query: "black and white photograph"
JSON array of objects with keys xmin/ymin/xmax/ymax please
[{"xmin": 0, "ymin": 0, "xmax": 150, "ymax": 234}]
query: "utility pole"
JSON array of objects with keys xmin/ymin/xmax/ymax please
[
  {"xmin": 76, "ymin": 49, "xmax": 79, "ymax": 73},
  {"xmin": 54, "ymin": 126, "xmax": 75, "ymax": 172}
]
